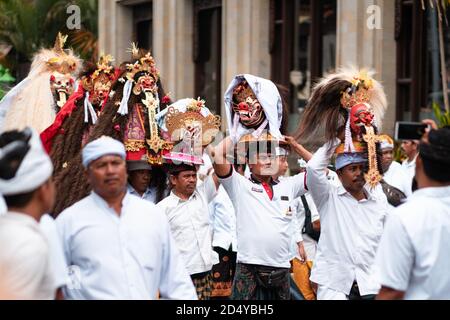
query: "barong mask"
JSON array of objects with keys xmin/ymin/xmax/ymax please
[
  {"xmin": 50, "ymin": 73, "xmax": 75, "ymax": 110},
  {"xmin": 82, "ymin": 54, "xmax": 115, "ymax": 109},
  {"xmin": 297, "ymin": 67, "xmax": 387, "ymax": 188},
  {"xmin": 232, "ymin": 81, "xmax": 265, "ymax": 129},
  {"xmin": 159, "ymin": 98, "xmax": 221, "ymax": 165}
]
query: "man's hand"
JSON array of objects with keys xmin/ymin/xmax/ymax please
[
  {"xmin": 297, "ymin": 241, "xmax": 307, "ymax": 263},
  {"xmin": 422, "ymin": 119, "xmax": 438, "ymax": 131},
  {"xmin": 282, "ymin": 136, "xmax": 313, "ymax": 162}
]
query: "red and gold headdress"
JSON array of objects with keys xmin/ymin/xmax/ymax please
[{"xmin": 297, "ymin": 67, "xmax": 387, "ymax": 187}]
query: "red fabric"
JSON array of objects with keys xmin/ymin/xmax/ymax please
[
  {"xmin": 261, "ymin": 182, "xmax": 273, "ymax": 201},
  {"xmin": 40, "ymin": 84, "xmax": 85, "ymax": 153}
]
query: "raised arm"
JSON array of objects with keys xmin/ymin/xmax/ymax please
[
  {"xmin": 306, "ymin": 139, "xmax": 340, "ymax": 209},
  {"xmin": 283, "ymin": 136, "xmax": 313, "ymax": 162},
  {"xmin": 208, "ymin": 136, "xmax": 235, "ymax": 177}
]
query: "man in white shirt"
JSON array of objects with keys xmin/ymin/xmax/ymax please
[
  {"xmin": 377, "ymin": 126, "xmax": 450, "ymax": 300},
  {"xmin": 401, "ymin": 139, "xmax": 419, "ymax": 189},
  {"xmin": 0, "ymin": 128, "xmax": 58, "ymax": 299},
  {"xmin": 157, "ymin": 163, "xmax": 219, "ymax": 300},
  {"xmin": 127, "ymin": 159, "xmax": 157, "ymax": 203},
  {"xmin": 56, "ymin": 136, "xmax": 197, "ymax": 300},
  {"xmin": 211, "ymin": 134, "xmax": 311, "ymax": 300},
  {"xmin": 379, "ymin": 134, "xmax": 412, "ymax": 207},
  {"xmin": 306, "ymin": 138, "xmax": 389, "ymax": 300}
]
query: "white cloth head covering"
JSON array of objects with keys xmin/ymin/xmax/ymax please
[
  {"xmin": 82, "ymin": 136, "xmax": 126, "ymax": 168},
  {"xmin": 0, "ymin": 128, "xmax": 53, "ymax": 196},
  {"xmin": 380, "ymin": 140, "xmax": 394, "ymax": 150},
  {"xmin": 224, "ymin": 74, "xmax": 283, "ymax": 142}
]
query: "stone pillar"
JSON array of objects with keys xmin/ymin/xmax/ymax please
[
  {"xmin": 336, "ymin": 0, "xmax": 397, "ymax": 136},
  {"xmin": 98, "ymin": 0, "xmax": 133, "ymax": 64},
  {"xmin": 153, "ymin": 0, "xmax": 194, "ymax": 101},
  {"xmin": 221, "ymin": 0, "xmax": 271, "ymax": 125}
]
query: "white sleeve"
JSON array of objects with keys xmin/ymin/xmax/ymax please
[
  {"xmin": 218, "ymin": 168, "xmax": 243, "ymax": 204},
  {"xmin": 287, "ymin": 172, "xmax": 308, "ymax": 199},
  {"xmin": 293, "ymin": 198, "xmax": 304, "ymax": 243},
  {"xmin": 199, "ymin": 174, "xmax": 218, "ymax": 203},
  {"xmin": 376, "ymin": 212, "xmax": 414, "ymax": 292},
  {"xmin": 306, "ymin": 140, "xmax": 339, "ymax": 211},
  {"xmin": 55, "ymin": 212, "xmax": 72, "ymax": 269},
  {"xmin": 211, "ymin": 187, "xmax": 234, "ymax": 246},
  {"xmin": 158, "ymin": 218, "xmax": 198, "ymax": 300},
  {"xmin": 306, "ymin": 194, "xmax": 320, "ymax": 223},
  {"xmin": 40, "ymin": 215, "xmax": 68, "ymax": 289}
]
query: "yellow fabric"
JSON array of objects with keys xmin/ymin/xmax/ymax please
[{"xmin": 291, "ymin": 258, "xmax": 316, "ymax": 300}]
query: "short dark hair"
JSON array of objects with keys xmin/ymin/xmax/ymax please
[
  {"xmin": 3, "ymin": 191, "xmax": 35, "ymax": 208},
  {"xmin": 419, "ymin": 128, "xmax": 450, "ymax": 183}
]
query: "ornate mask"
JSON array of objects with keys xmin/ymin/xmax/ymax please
[
  {"xmin": 50, "ymin": 72, "xmax": 75, "ymax": 110},
  {"xmin": 350, "ymin": 103, "xmax": 374, "ymax": 134},
  {"xmin": 133, "ymin": 73, "xmax": 157, "ymax": 97},
  {"xmin": 90, "ymin": 75, "xmax": 112, "ymax": 107},
  {"xmin": 232, "ymin": 81, "xmax": 265, "ymax": 129}
]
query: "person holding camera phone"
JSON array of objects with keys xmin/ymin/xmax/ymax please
[{"xmin": 376, "ymin": 121, "xmax": 450, "ymax": 299}]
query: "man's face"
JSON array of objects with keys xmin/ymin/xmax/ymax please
[
  {"xmin": 249, "ymin": 152, "xmax": 278, "ymax": 176},
  {"xmin": 381, "ymin": 148, "xmax": 394, "ymax": 173},
  {"xmin": 87, "ymin": 155, "xmax": 127, "ymax": 198},
  {"xmin": 128, "ymin": 169, "xmax": 151, "ymax": 194},
  {"xmin": 401, "ymin": 140, "xmax": 418, "ymax": 156},
  {"xmin": 337, "ymin": 162, "xmax": 366, "ymax": 194},
  {"xmin": 171, "ymin": 170, "xmax": 197, "ymax": 196},
  {"xmin": 277, "ymin": 156, "xmax": 289, "ymax": 177},
  {"xmin": 41, "ymin": 178, "xmax": 56, "ymax": 214}
]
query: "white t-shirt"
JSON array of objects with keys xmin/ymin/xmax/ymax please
[
  {"xmin": 219, "ymin": 167, "xmax": 307, "ymax": 268},
  {"xmin": 376, "ymin": 186, "xmax": 450, "ymax": 299},
  {"xmin": 0, "ymin": 212, "xmax": 57, "ymax": 299}
]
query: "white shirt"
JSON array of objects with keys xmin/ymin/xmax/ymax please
[
  {"xmin": 384, "ymin": 161, "xmax": 412, "ymax": 198},
  {"xmin": 157, "ymin": 175, "xmax": 218, "ymax": 275},
  {"xmin": 219, "ymin": 167, "xmax": 307, "ymax": 268},
  {"xmin": 56, "ymin": 191, "xmax": 197, "ymax": 300},
  {"xmin": 0, "ymin": 195, "xmax": 6, "ymax": 215},
  {"xmin": 306, "ymin": 141, "xmax": 389, "ymax": 296},
  {"xmin": 292, "ymin": 193, "xmax": 321, "ymax": 261},
  {"xmin": 402, "ymin": 155, "xmax": 417, "ymax": 186},
  {"xmin": 40, "ymin": 214, "xmax": 68, "ymax": 290},
  {"xmin": 0, "ymin": 212, "xmax": 57, "ymax": 299},
  {"xmin": 209, "ymin": 185, "xmax": 237, "ymax": 252},
  {"xmin": 127, "ymin": 184, "xmax": 157, "ymax": 204},
  {"xmin": 376, "ymin": 186, "xmax": 450, "ymax": 299}
]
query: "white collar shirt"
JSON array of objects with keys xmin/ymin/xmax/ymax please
[
  {"xmin": 0, "ymin": 212, "xmax": 57, "ymax": 299},
  {"xmin": 39, "ymin": 214, "xmax": 68, "ymax": 290},
  {"xmin": 209, "ymin": 185, "xmax": 237, "ymax": 252},
  {"xmin": 219, "ymin": 167, "xmax": 307, "ymax": 268},
  {"xmin": 402, "ymin": 155, "xmax": 417, "ymax": 182},
  {"xmin": 385, "ymin": 161, "xmax": 412, "ymax": 198},
  {"xmin": 157, "ymin": 175, "xmax": 218, "ymax": 275},
  {"xmin": 376, "ymin": 186, "xmax": 450, "ymax": 299},
  {"xmin": 306, "ymin": 141, "xmax": 389, "ymax": 296},
  {"xmin": 127, "ymin": 184, "xmax": 157, "ymax": 204},
  {"xmin": 56, "ymin": 191, "xmax": 197, "ymax": 300}
]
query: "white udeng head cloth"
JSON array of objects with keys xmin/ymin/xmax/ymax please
[
  {"xmin": 0, "ymin": 128, "xmax": 53, "ymax": 196},
  {"xmin": 82, "ymin": 136, "xmax": 126, "ymax": 168},
  {"xmin": 224, "ymin": 74, "xmax": 283, "ymax": 142}
]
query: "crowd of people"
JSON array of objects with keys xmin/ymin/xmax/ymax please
[{"xmin": 0, "ymin": 35, "xmax": 449, "ymax": 301}]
